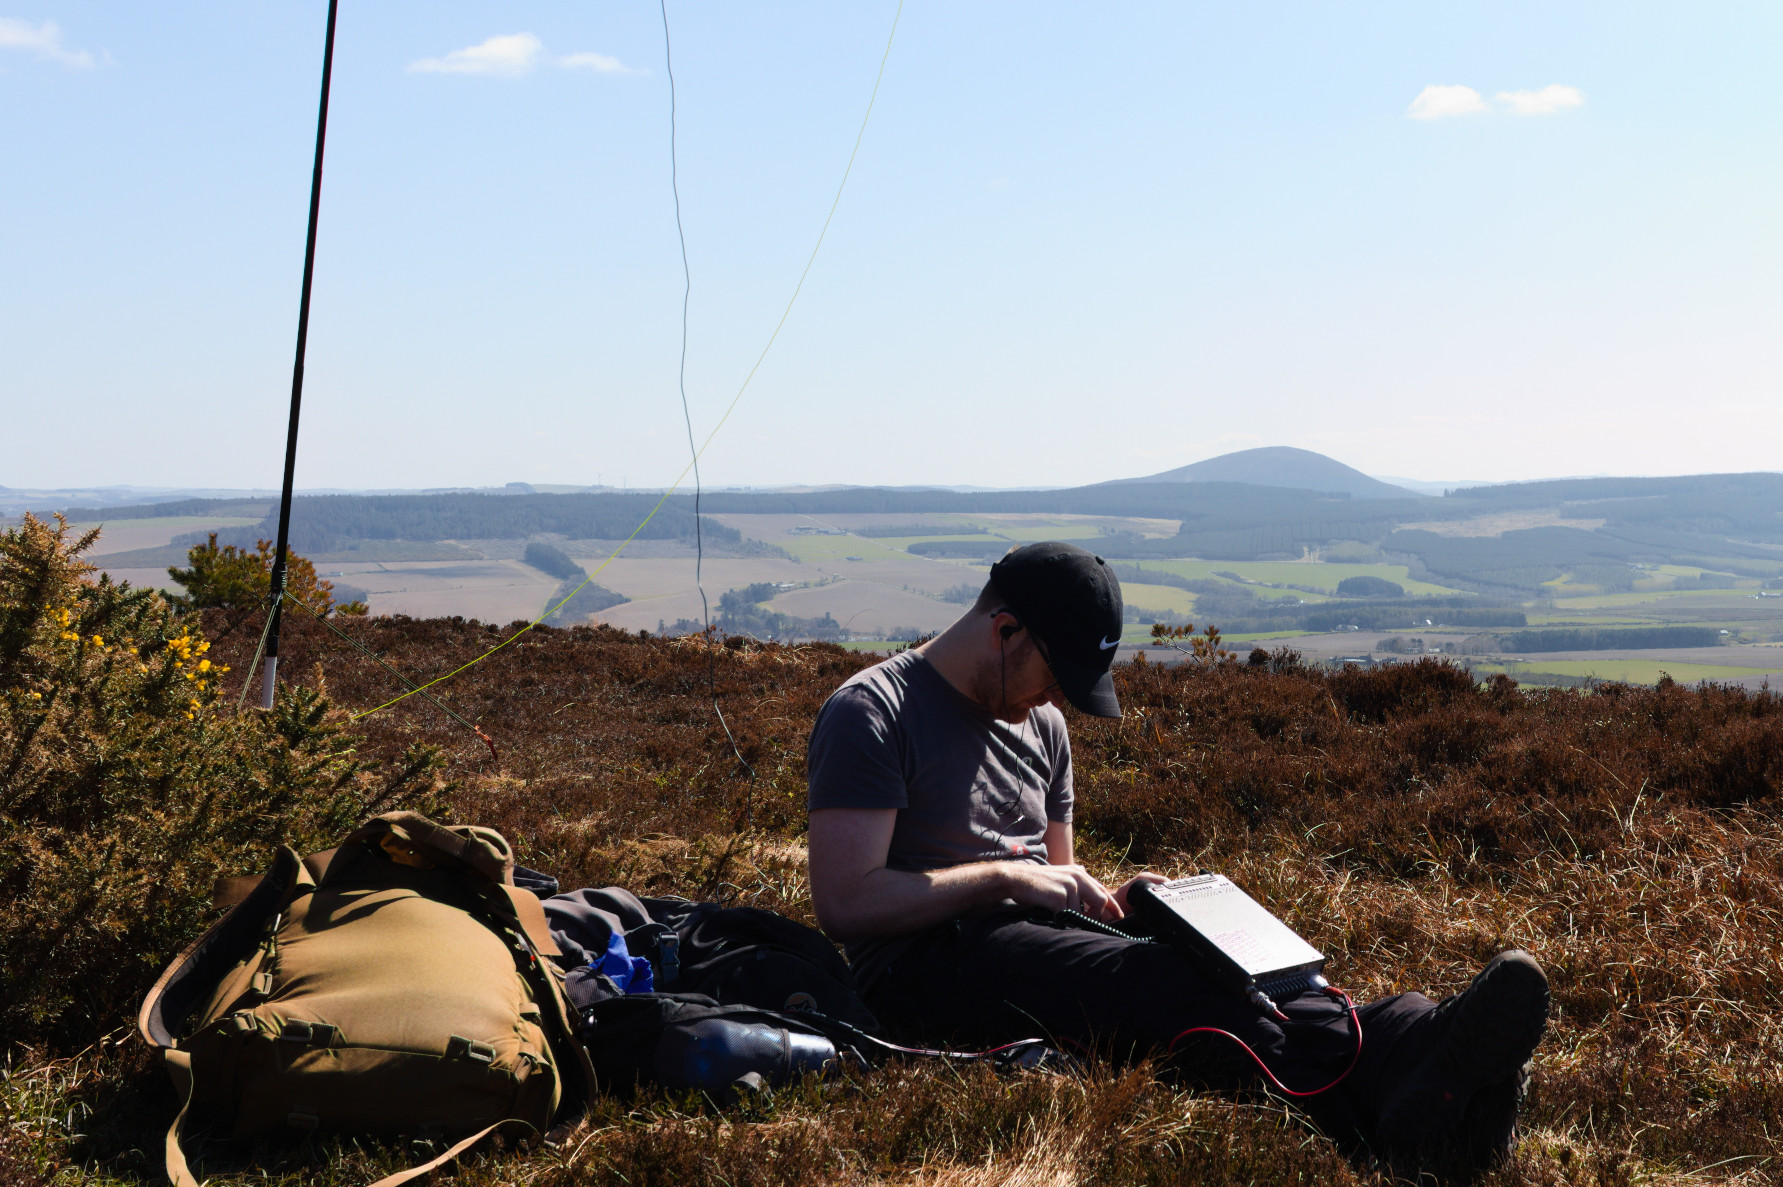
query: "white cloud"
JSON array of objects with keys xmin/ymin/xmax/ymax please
[
  {"xmin": 1407, "ymin": 84, "xmax": 1486, "ymax": 120},
  {"xmin": 1495, "ymin": 84, "xmax": 1585, "ymax": 115},
  {"xmin": 408, "ymin": 32, "xmax": 542, "ymax": 77},
  {"xmin": 407, "ymin": 34, "xmax": 641, "ymax": 78},
  {"xmin": 559, "ymin": 51, "xmax": 642, "ymax": 75},
  {"xmin": 0, "ymin": 17, "xmax": 96, "ymax": 68}
]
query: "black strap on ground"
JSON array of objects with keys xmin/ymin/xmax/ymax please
[{"xmin": 261, "ymin": 0, "xmax": 340, "ymax": 711}]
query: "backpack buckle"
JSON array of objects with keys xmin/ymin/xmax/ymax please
[{"xmin": 446, "ymin": 1035, "xmax": 497, "ymax": 1064}]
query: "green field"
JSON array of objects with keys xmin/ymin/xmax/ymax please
[
  {"xmin": 770, "ymin": 530, "xmax": 999, "ymax": 565},
  {"xmin": 750, "ymin": 513, "xmax": 1149, "ymax": 565},
  {"xmin": 74, "ymin": 514, "xmax": 263, "ymax": 535},
  {"xmin": 1469, "ymin": 658, "xmax": 1767, "ymax": 685},
  {"xmin": 77, "ymin": 515, "xmax": 264, "ymax": 557},
  {"xmin": 1550, "ymin": 588, "xmax": 1759, "ymax": 611},
  {"xmin": 1119, "ymin": 582, "xmax": 1196, "ymax": 616},
  {"xmin": 1524, "ymin": 613, "xmax": 1661, "ymax": 627},
  {"xmin": 1125, "ymin": 559, "xmax": 1462, "ymax": 598},
  {"xmin": 1542, "ymin": 564, "xmax": 1761, "ymax": 598},
  {"xmin": 1648, "ymin": 564, "xmax": 1749, "ymax": 581},
  {"xmin": 953, "ymin": 521, "xmax": 1102, "ymax": 543}
]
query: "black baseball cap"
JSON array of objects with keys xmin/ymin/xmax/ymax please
[{"xmin": 988, "ymin": 542, "xmax": 1124, "ymax": 718}]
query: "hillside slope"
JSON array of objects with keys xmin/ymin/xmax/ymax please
[
  {"xmin": 1114, "ymin": 446, "xmax": 1423, "ymax": 499},
  {"xmin": 8, "ymin": 542, "xmax": 1783, "ymax": 1183}
]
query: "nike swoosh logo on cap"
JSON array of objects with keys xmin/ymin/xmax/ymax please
[{"xmin": 1099, "ymin": 636, "xmax": 1120, "ymax": 650}]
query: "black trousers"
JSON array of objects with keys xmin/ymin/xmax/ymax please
[{"xmin": 861, "ymin": 907, "xmax": 1436, "ymax": 1145}]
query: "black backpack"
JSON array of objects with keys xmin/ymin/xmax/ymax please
[
  {"xmin": 539, "ymin": 887, "xmax": 1060, "ymax": 1099},
  {"xmin": 542, "ymin": 888, "xmax": 880, "ymax": 1034}
]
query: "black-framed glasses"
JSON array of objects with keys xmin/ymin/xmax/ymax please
[{"xmin": 1031, "ymin": 635, "xmax": 1063, "ymax": 697}]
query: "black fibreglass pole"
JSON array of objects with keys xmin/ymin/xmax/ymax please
[{"xmin": 262, "ymin": 0, "xmax": 339, "ymax": 710}]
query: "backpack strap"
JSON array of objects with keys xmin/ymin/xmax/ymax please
[
  {"xmin": 500, "ymin": 883, "xmax": 562, "ymax": 958},
  {"xmin": 360, "ymin": 1120, "xmax": 514, "ymax": 1187},
  {"xmin": 162, "ymin": 1049, "xmax": 199, "ymax": 1187},
  {"xmin": 141, "ymin": 846, "xmax": 306, "ymax": 1049}
]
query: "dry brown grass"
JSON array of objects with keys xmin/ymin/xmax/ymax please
[{"xmin": 6, "ymin": 608, "xmax": 1782, "ymax": 1185}]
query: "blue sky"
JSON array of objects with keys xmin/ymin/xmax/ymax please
[{"xmin": 4, "ymin": 2, "xmax": 1779, "ymax": 492}]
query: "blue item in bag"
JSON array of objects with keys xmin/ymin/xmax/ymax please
[{"xmin": 598, "ymin": 930, "xmax": 656, "ymax": 995}]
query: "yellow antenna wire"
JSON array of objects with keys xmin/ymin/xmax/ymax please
[{"xmin": 350, "ymin": 0, "xmax": 904, "ymax": 721}]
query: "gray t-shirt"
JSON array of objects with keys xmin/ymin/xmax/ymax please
[{"xmin": 806, "ymin": 650, "xmax": 1073, "ymax": 980}]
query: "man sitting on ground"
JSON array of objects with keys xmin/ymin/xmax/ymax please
[{"xmin": 806, "ymin": 542, "xmax": 1549, "ymax": 1179}]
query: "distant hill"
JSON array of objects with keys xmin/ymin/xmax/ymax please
[
  {"xmin": 41, "ymin": 467, "xmax": 1783, "ymax": 600},
  {"xmin": 1113, "ymin": 447, "xmax": 1424, "ymax": 499}
]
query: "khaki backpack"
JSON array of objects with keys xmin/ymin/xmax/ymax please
[{"xmin": 139, "ymin": 812, "xmax": 595, "ymax": 1187}]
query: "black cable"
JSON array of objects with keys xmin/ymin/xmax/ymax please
[
  {"xmin": 660, "ymin": 0, "xmax": 755, "ymax": 789},
  {"xmin": 1055, "ymin": 908, "xmax": 1153, "ymax": 941}
]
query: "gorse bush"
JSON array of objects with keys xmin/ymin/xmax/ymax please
[
  {"xmin": 167, "ymin": 532, "xmax": 357, "ymax": 615},
  {"xmin": 0, "ymin": 515, "xmax": 444, "ymax": 1048}
]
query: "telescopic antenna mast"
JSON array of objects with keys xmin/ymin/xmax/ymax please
[{"xmin": 261, "ymin": 0, "xmax": 339, "ymax": 710}]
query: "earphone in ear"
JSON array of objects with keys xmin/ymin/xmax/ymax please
[{"xmin": 999, "ymin": 623, "xmax": 1019, "ymax": 641}]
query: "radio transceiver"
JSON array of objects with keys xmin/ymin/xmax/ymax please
[{"xmin": 1129, "ymin": 874, "xmax": 1328, "ymax": 1010}]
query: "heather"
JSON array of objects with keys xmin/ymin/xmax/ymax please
[{"xmin": 5, "ymin": 519, "xmax": 1782, "ymax": 1184}]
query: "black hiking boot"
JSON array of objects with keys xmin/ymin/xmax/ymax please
[{"xmin": 1375, "ymin": 950, "xmax": 1549, "ymax": 1183}]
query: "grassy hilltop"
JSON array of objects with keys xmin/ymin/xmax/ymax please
[{"xmin": 5, "ymin": 517, "xmax": 1783, "ymax": 1185}]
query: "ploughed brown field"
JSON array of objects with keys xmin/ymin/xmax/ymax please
[{"xmin": 9, "ymin": 608, "xmax": 1783, "ymax": 1186}]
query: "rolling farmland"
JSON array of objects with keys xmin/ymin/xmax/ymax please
[{"xmin": 42, "ymin": 470, "xmax": 1783, "ymax": 687}]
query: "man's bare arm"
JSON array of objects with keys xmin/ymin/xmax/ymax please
[
  {"xmin": 808, "ymin": 808, "xmax": 1119, "ymax": 941},
  {"xmin": 1044, "ymin": 819, "xmax": 1074, "ymax": 867}
]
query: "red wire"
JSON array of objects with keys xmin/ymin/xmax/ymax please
[
  {"xmin": 877, "ymin": 988, "xmax": 1363, "ymax": 1083},
  {"xmin": 1166, "ymin": 988, "xmax": 1362, "ymax": 1098}
]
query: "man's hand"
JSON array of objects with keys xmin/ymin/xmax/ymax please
[
  {"xmin": 1001, "ymin": 862, "xmax": 1122, "ymax": 920},
  {"xmin": 1031, "ymin": 822, "xmax": 1169, "ymax": 922},
  {"xmin": 1003, "ymin": 867, "xmax": 1167, "ymax": 921},
  {"xmin": 1111, "ymin": 872, "xmax": 1167, "ymax": 916}
]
